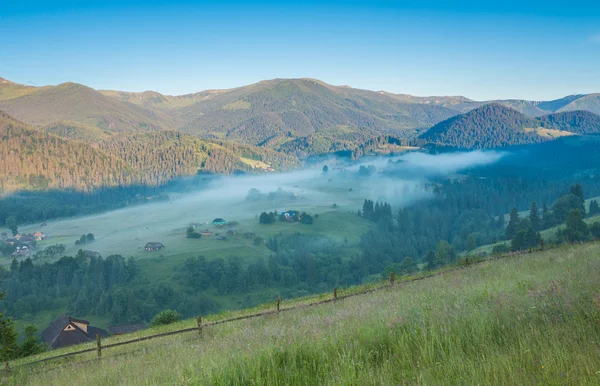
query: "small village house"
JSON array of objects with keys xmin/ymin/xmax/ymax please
[
  {"xmin": 83, "ymin": 250, "xmax": 101, "ymax": 259},
  {"xmin": 145, "ymin": 242, "xmax": 164, "ymax": 251},
  {"xmin": 4, "ymin": 238, "xmax": 17, "ymax": 246},
  {"xmin": 42, "ymin": 314, "xmax": 109, "ymax": 349},
  {"xmin": 199, "ymin": 230, "xmax": 212, "ymax": 236},
  {"xmin": 212, "ymin": 218, "xmax": 227, "ymax": 226}
]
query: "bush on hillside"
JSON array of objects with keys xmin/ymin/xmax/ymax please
[{"xmin": 150, "ymin": 310, "xmax": 181, "ymax": 327}]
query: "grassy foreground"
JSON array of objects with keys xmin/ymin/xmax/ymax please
[{"xmin": 9, "ymin": 243, "xmax": 600, "ymax": 385}]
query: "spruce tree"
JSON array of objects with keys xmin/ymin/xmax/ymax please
[
  {"xmin": 589, "ymin": 199, "xmax": 600, "ymax": 217},
  {"xmin": 0, "ymin": 292, "xmax": 19, "ymax": 361},
  {"xmin": 506, "ymin": 208, "xmax": 520, "ymax": 240},
  {"xmin": 529, "ymin": 202, "xmax": 540, "ymax": 231}
]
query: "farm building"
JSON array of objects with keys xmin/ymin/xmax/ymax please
[
  {"xmin": 199, "ymin": 230, "xmax": 212, "ymax": 236},
  {"xmin": 212, "ymin": 218, "xmax": 227, "ymax": 226},
  {"xmin": 4, "ymin": 238, "xmax": 17, "ymax": 245},
  {"xmin": 11, "ymin": 246, "xmax": 30, "ymax": 257},
  {"xmin": 83, "ymin": 250, "xmax": 101, "ymax": 259},
  {"xmin": 42, "ymin": 314, "xmax": 109, "ymax": 349},
  {"xmin": 109, "ymin": 324, "xmax": 146, "ymax": 336},
  {"xmin": 144, "ymin": 242, "xmax": 164, "ymax": 251}
]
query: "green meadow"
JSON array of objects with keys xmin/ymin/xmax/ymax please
[{"xmin": 8, "ymin": 241, "xmax": 600, "ymax": 385}]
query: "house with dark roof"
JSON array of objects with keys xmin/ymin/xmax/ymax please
[
  {"xmin": 109, "ymin": 324, "xmax": 146, "ymax": 336},
  {"xmin": 83, "ymin": 250, "xmax": 101, "ymax": 259},
  {"xmin": 42, "ymin": 314, "xmax": 109, "ymax": 349}
]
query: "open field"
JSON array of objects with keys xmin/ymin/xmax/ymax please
[
  {"xmin": 13, "ymin": 169, "xmax": 391, "ymax": 266},
  {"xmin": 8, "ymin": 241, "xmax": 600, "ymax": 385}
]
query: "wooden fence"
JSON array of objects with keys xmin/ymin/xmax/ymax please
[{"xmin": 2, "ymin": 238, "xmax": 596, "ymax": 376}]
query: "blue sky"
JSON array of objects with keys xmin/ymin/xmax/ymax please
[{"xmin": 1, "ymin": 0, "xmax": 599, "ymax": 100}]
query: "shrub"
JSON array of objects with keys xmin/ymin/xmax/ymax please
[
  {"xmin": 150, "ymin": 310, "xmax": 181, "ymax": 327},
  {"xmin": 492, "ymin": 243, "xmax": 510, "ymax": 255},
  {"xmin": 590, "ymin": 222, "xmax": 600, "ymax": 239}
]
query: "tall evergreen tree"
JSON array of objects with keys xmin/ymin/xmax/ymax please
[
  {"xmin": 506, "ymin": 208, "xmax": 520, "ymax": 240},
  {"xmin": 529, "ymin": 202, "xmax": 540, "ymax": 231},
  {"xmin": 589, "ymin": 199, "xmax": 600, "ymax": 217},
  {"xmin": 569, "ymin": 184, "xmax": 585, "ymax": 201},
  {"xmin": 0, "ymin": 292, "xmax": 19, "ymax": 361}
]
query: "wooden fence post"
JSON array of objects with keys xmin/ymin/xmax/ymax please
[
  {"xmin": 334, "ymin": 287, "xmax": 337, "ymax": 300},
  {"xmin": 540, "ymin": 239, "xmax": 544, "ymax": 251},
  {"xmin": 466, "ymin": 257, "xmax": 469, "ymax": 266},
  {"xmin": 276, "ymin": 296, "xmax": 280, "ymax": 312},
  {"xmin": 197, "ymin": 316, "xmax": 202, "ymax": 336},
  {"xmin": 96, "ymin": 334, "xmax": 101, "ymax": 359},
  {"xmin": 4, "ymin": 362, "xmax": 8, "ymax": 375},
  {"xmin": 390, "ymin": 272, "xmax": 394, "ymax": 285}
]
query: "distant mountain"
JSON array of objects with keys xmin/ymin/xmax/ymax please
[
  {"xmin": 3, "ymin": 75, "xmax": 600, "ymax": 157},
  {"xmin": 419, "ymin": 104, "xmax": 600, "ymax": 149},
  {"xmin": 108, "ymin": 78, "xmax": 460, "ymax": 150},
  {"xmin": 0, "ymin": 81, "xmax": 172, "ymax": 132},
  {"xmin": 446, "ymin": 94, "xmax": 600, "ymax": 117},
  {"xmin": 0, "ymin": 111, "xmax": 298, "ymax": 194}
]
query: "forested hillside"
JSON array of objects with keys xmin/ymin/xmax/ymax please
[
  {"xmin": 537, "ymin": 110, "xmax": 600, "ymax": 134},
  {"xmin": 0, "ymin": 112, "xmax": 299, "ymax": 194},
  {"xmin": 419, "ymin": 104, "xmax": 600, "ymax": 149},
  {"xmin": 0, "ymin": 112, "xmax": 135, "ymax": 193},
  {"xmin": 419, "ymin": 104, "xmax": 546, "ymax": 148}
]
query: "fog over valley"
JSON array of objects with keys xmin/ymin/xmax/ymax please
[{"xmin": 14, "ymin": 150, "xmax": 507, "ymax": 262}]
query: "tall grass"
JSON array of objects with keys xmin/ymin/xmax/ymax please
[{"xmin": 10, "ymin": 243, "xmax": 600, "ymax": 385}]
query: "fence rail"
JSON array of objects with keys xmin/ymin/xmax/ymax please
[{"xmin": 3, "ymin": 238, "xmax": 597, "ymax": 376}]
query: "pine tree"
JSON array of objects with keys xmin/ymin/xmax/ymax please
[
  {"xmin": 589, "ymin": 199, "xmax": 600, "ymax": 217},
  {"xmin": 529, "ymin": 202, "xmax": 540, "ymax": 231},
  {"xmin": 506, "ymin": 208, "xmax": 520, "ymax": 240},
  {"xmin": 569, "ymin": 184, "xmax": 584, "ymax": 201},
  {"xmin": 424, "ymin": 251, "xmax": 436, "ymax": 271},
  {"xmin": 0, "ymin": 292, "xmax": 19, "ymax": 361},
  {"xmin": 467, "ymin": 234, "xmax": 476, "ymax": 251}
]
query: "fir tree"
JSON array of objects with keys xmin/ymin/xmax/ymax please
[
  {"xmin": 529, "ymin": 202, "xmax": 540, "ymax": 231},
  {"xmin": 506, "ymin": 208, "xmax": 519, "ymax": 240}
]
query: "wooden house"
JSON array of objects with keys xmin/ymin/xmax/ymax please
[
  {"xmin": 42, "ymin": 314, "xmax": 109, "ymax": 349},
  {"xmin": 199, "ymin": 230, "xmax": 212, "ymax": 236},
  {"xmin": 144, "ymin": 242, "xmax": 164, "ymax": 251},
  {"xmin": 83, "ymin": 250, "xmax": 101, "ymax": 259}
]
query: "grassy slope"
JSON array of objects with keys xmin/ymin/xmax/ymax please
[{"xmin": 10, "ymin": 241, "xmax": 600, "ymax": 385}]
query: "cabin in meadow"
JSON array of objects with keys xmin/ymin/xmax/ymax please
[
  {"xmin": 83, "ymin": 250, "xmax": 101, "ymax": 259},
  {"xmin": 144, "ymin": 242, "xmax": 164, "ymax": 251},
  {"xmin": 42, "ymin": 314, "xmax": 109, "ymax": 349},
  {"xmin": 212, "ymin": 218, "xmax": 227, "ymax": 226}
]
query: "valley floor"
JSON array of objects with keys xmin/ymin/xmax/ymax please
[{"xmin": 9, "ymin": 242, "xmax": 600, "ymax": 385}]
